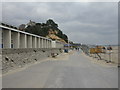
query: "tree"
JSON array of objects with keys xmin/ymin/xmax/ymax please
[
  {"xmin": 62, "ymin": 34, "xmax": 68, "ymax": 43},
  {"xmin": 46, "ymin": 19, "xmax": 58, "ymax": 30},
  {"xmin": 24, "ymin": 19, "xmax": 68, "ymax": 43}
]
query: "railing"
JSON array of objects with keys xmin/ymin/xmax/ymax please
[{"xmin": 80, "ymin": 44, "xmax": 90, "ymax": 55}]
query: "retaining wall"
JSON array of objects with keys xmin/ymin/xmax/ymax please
[{"xmin": 1, "ymin": 48, "xmax": 63, "ymax": 73}]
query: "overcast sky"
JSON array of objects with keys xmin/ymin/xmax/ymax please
[{"xmin": 2, "ymin": 2, "xmax": 118, "ymax": 45}]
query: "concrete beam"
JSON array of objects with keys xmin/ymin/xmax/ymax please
[
  {"xmin": 12, "ymin": 32, "xmax": 20, "ymax": 48},
  {"xmin": 3, "ymin": 30, "xmax": 11, "ymax": 48}
]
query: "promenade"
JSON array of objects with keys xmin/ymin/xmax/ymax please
[{"xmin": 2, "ymin": 50, "xmax": 118, "ymax": 88}]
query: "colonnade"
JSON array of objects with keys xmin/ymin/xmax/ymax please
[{"xmin": 0, "ymin": 25, "xmax": 64, "ymax": 49}]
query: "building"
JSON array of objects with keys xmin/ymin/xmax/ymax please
[
  {"xmin": 19, "ymin": 24, "xmax": 26, "ymax": 31},
  {"xmin": 27, "ymin": 20, "xmax": 36, "ymax": 27}
]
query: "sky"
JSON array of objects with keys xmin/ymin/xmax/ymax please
[{"xmin": 1, "ymin": 2, "xmax": 118, "ymax": 45}]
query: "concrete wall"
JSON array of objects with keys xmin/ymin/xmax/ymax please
[{"xmin": 2, "ymin": 48, "xmax": 63, "ymax": 74}]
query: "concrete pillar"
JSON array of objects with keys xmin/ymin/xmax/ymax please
[
  {"xmin": 35, "ymin": 37, "xmax": 37, "ymax": 48},
  {"xmin": 32, "ymin": 36, "xmax": 36, "ymax": 48},
  {"xmin": 43, "ymin": 39, "xmax": 46, "ymax": 48},
  {"xmin": 27, "ymin": 35, "xmax": 32, "ymax": 48},
  {"xmin": 58, "ymin": 43, "xmax": 59, "ymax": 48},
  {"xmin": 20, "ymin": 33, "xmax": 27, "ymax": 48},
  {"xmin": 41, "ymin": 38, "xmax": 44, "ymax": 48},
  {"xmin": 50, "ymin": 41, "xmax": 52, "ymax": 48},
  {"xmin": 43, "ymin": 39, "xmax": 45, "ymax": 48},
  {"xmin": 57, "ymin": 43, "xmax": 59, "ymax": 48},
  {"xmin": 0, "ymin": 29, "xmax": 2, "ymax": 48},
  {"xmin": 12, "ymin": 32, "xmax": 20, "ymax": 48},
  {"xmin": 45, "ymin": 39, "xmax": 47, "ymax": 48},
  {"xmin": 36, "ymin": 37, "xmax": 38, "ymax": 48},
  {"xmin": 47, "ymin": 40, "xmax": 49, "ymax": 48},
  {"xmin": 3, "ymin": 30, "xmax": 11, "ymax": 48},
  {"xmin": 45, "ymin": 40, "xmax": 47, "ymax": 48},
  {"xmin": 48, "ymin": 40, "xmax": 49, "ymax": 48},
  {"xmin": 38, "ymin": 38, "xmax": 40, "ymax": 48}
]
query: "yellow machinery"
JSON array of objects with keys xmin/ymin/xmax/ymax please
[{"xmin": 90, "ymin": 46, "xmax": 103, "ymax": 54}]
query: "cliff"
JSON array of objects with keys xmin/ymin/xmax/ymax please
[{"xmin": 21, "ymin": 19, "xmax": 68, "ymax": 43}]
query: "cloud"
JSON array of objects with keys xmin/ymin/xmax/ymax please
[
  {"xmin": 2, "ymin": 0, "xmax": 119, "ymax": 2},
  {"xmin": 2, "ymin": 2, "xmax": 118, "ymax": 45}
]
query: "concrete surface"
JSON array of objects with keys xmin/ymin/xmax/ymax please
[{"xmin": 2, "ymin": 50, "xmax": 118, "ymax": 88}]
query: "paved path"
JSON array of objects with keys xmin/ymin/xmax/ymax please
[{"xmin": 2, "ymin": 51, "xmax": 118, "ymax": 88}]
